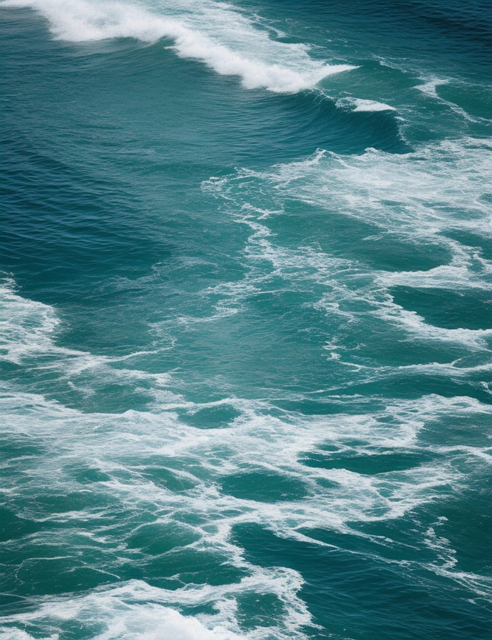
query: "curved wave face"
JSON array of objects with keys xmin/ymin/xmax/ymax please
[{"xmin": 1, "ymin": 1, "xmax": 491, "ymax": 639}]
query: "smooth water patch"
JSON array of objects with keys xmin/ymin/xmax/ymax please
[
  {"xmin": 390, "ymin": 286, "xmax": 492, "ymax": 331},
  {"xmin": 221, "ymin": 471, "xmax": 308, "ymax": 503}
]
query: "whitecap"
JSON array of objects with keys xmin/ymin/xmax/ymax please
[
  {"xmin": 336, "ymin": 97, "xmax": 396, "ymax": 112},
  {"xmin": 0, "ymin": 0, "xmax": 354, "ymax": 92}
]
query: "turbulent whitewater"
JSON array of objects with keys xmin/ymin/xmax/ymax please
[{"xmin": 1, "ymin": 0, "xmax": 491, "ymax": 639}]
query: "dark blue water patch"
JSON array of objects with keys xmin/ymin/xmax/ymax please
[
  {"xmin": 126, "ymin": 522, "xmax": 200, "ymax": 555},
  {"xmin": 34, "ymin": 492, "xmax": 113, "ymax": 514},
  {"xmin": 436, "ymin": 82, "xmax": 492, "ymax": 119},
  {"xmin": 242, "ymin": 0, "xmax": 492, "ymax": 77},
  {"xmin": 275, "ymin": 398, "xmax": 362, "ymax": 416},
  {"xmin": 16, "ymin": 560, "xmax": 116, "ymax": 597},
  {"xmin": 232, "ymin": 522, "xmax": 492, "ymax": 639},
  {"xmin": 0, "ymin": 133, "xmax": 173, "ymax": 289},
  {"xmin": 443, "ymin": 230, "xmax": 492, "ymax": 261},
  {"xmin": 261, "ymin": 91, "xmax": 408, "ymax": 155},
  {"xmin": 436, "ymin": 473, "xmax": 492, "ymax": 576},
  {"xmin": 181, "ymin": 404, "xmax": 242, "ymax": 429},
  {"xmin": 0, "ymin": 435, "xmax": 46, "ymax": 465},
  {"xmin": 390, "ymin": 286, "xmax": 492, "ymax": 331},
  {"xmin": 323, "ymin": 326, "xmax": 479, "ymax": 369},
  {"xmin": 139, "ymin": 548, "xmax": 248, "ymax": 587},
  {"xmin": 275, "ymin": 396, "xmax": 410, "ymax": 417},
  {"xmin": 298, "ymin": 524, "xmax": 425, "ymax": 564},
  {"xmin": 0, "ymin": 529, "xmax": 123, "ymax": 599},
  {"xmin": 420, "ymin": 411, "xmax": 492, "ymax": 449},
  {"xmin": 138, "ymin": 466, "xmax": 199, "ymax": 493},
  {"xmin": 299, "ymin": 450, "xmax": 439, "ymax": 474},
  {"xmin": 0, "ymin": 593, "xmax": 36, "ymax": 617},
  {"xmin": 0, "ymin": 506, "xmax": 41, "ymax": 542},
  {"xmin": 221, "ymin": 470, "xmax": 309, "ymax": 502},
  {"xmin": 403, "ymin": 0, "xmax": 492, "ymax": 50}
]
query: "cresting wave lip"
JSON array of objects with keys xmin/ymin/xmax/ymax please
[
  {"xmin": 336, "ymin": 97, "xmax": 397, "ymax": 112},
  {"xmin": 0, "ymin": 0, "xmax": 355, "ymax": 92}
]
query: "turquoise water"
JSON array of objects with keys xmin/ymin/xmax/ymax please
[{"xmin": 1, "ymin": 1, "xmax": 491, "ymax": 638}]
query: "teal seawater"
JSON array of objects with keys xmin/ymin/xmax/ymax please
[{"xmin": 0, "ymin": 1, "xmax": 491, "ymax": 639}]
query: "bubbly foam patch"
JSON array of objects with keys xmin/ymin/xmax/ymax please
[
  {"xmin": 237, "ymin": 139, "xmax": 492, "ymax": 239},
  {"xmin": 2, "ymin": 278, "xmax": 492, "ymax": 639},
  {"xmin": 0, "ymin": 278, "xmax": 60, "ymax": 365},
  {"xmin": 2, "ymin": 381, "xmax": 491, "ymax": 573},
  {"xmin": 336, "ymin": 97, "xmax": 396, "ymax": 112},
  {"xmin": 0, "ymin": 0, "xmax": 354, "ymax": 92},
  {"xmin": 0, "ymin": 582, "xmax": 246, "ymax": 640},
  {"xmin": 203, "ymin": 139, "xmax": 492, "ymax": 353}
]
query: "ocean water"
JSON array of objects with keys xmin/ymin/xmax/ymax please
[{"xmin": 1, "ymin": 0, "xmax": 491, "ymax": 638}]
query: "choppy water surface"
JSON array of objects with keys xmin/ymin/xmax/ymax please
[{"xmin": 1, "ymin": 1, "xmax": 491, "ymax": 638}]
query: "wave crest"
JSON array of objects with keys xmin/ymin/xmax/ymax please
[{"xmin": 1, "ymin": 0, "xmax": 354, "ymax": 92}]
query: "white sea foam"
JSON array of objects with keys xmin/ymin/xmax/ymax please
[
  {"xmin": 2, "ymin": 380, "xmax": 491, "ymax": 550},
  {"xmin": 1, "ymin": 282, "xmax": 492, "ymax": 640},
  {"xmin": 248, "ymin": 139, "xmax": 492, "ymax": 239},
  {"xmin": 205, "ymin": 141, "xmax": 492, "ymax": 265},
  {"xmin": 203, "ymin": 139, "xmax": 492, "ymax": 353},
  {"xmin": 336, "ymin": 97, "xmax": 396, "ymax": 112},
  {"xmin": 2, "ymin": 380, "xmax": 492, "ymax": 630},
  {"xmin": 0, "ymin": 279, "xmax": 181, "ymax": 402},
  {"xmin": 0, "ymin": 0, "xmax": 354, "ymax": 92},
  {"xmin": 0, "ymin": 581, "xmax": 246, "ymax": 640},
  {"xmin": 0, "ymin": 278, "xmax": 60, "ymax": 365}
]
